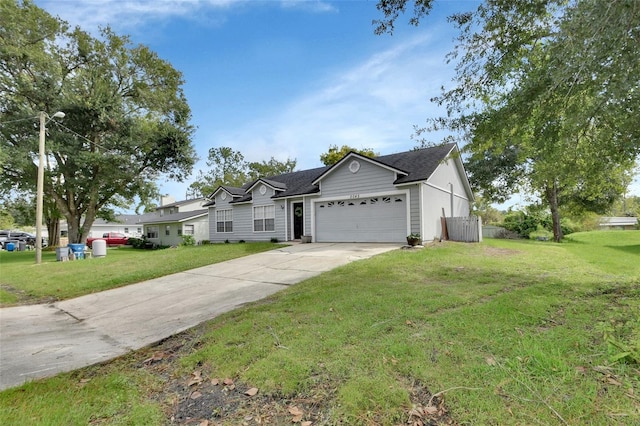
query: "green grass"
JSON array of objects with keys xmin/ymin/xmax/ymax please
[
  {"xmin": 0, "ymin": 242, "xmax": 282, "ymax": 306},
  {"xmin": 1, "ymin": 231, "xmax": 639, "ymax": 425}
]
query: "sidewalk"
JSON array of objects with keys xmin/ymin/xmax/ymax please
[{"xmin": 0, "ymin": 243, "xmax": 397, "ymax": 390}]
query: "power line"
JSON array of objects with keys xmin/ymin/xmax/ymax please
[
  {"xmin": 49, "ymin": 120, "xmax": 118, "ymax": 155},
  {"xmin": 0, "ymin": 116, "xmax": 39, "ymax": 126}
]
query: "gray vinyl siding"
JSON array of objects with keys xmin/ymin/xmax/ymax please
[
  {"xmin": 209, "ymin": 185, "xmax": 287, "ymax": 242},
  {"xmin": 304, "ymin": 197, "xmax": 314, "ymax": 237},
  {"xmin": 208, "ymin": 192, "xmax": 234, "ymax": 242},
  {"xmin": 319, "ymin": 160, "xmax": 399, "ymax": 198},
  {"xmin": 145, "ymin": 216, "xmax": 208, "ymax": 247}
]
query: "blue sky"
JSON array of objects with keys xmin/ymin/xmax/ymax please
[{"xmin": 34, "ymin": 0, "xmax": 639, "ymax": 206}]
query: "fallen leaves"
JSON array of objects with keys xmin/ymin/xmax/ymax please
[
  {"xmin": 187, "ymin": 371, "xmax": 203, "ymax": 387},
  {"xmin": 245, "ymin": 387, "xmax": 259, "ymax": 397},
  {"xmin": 287, "ymin": 405, "xmax": 309, "ymax": 423},
  {"xmin": 288, "ymin": 405, "xmax": 304, "ymax": 422},
  {"xmin": 143, "ymin": 351, "xmax": 167, "ymax": 365},
  {"xmin": 407, "ymin": 398, "xmax": 448, "ymax": 426}
]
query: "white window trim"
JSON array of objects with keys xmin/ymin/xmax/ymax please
[
  {"xmin": 146, "ymin": 225, "xmax": 159, "ymax": 239},
  {"xmin": 253, "ymin": 205, "xmax": 275, "ymax": 232},
  {"xmin": 216, "ymin": 209, "xmax": 233, "ymax": 233}
]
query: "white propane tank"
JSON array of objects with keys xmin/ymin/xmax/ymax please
[{"xmin": 92, "ymin": 239, "xmax": 107, "ymax": 257}]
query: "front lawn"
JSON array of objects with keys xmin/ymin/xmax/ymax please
[
  {"xmin": 0, "ymin": 242, "xmax": 282, "ymax": 306},
  {"xmin": 1, "ymin": 231, "xmax": 638, "ymax": 424}
]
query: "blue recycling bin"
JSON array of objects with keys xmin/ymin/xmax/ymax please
[
  {"xmin": 5, "ymin": 242, "xmax": 15, "ymax": 252},
  {"xmin": 67, "ymin": 243, "xmax": 85, "ymax": 260}
]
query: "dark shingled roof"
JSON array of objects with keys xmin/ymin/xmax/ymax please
[
  {"xmin": 258, "ymin": 178, "xmax": 288, "ymax": 191},
  {"xmin": 223, "ymin": 186, "xmax": 247, "ymax": 196},
  {"xmin": 215, "ymin": 144, "xmax": 457, "ymax": 203},
  {"xmin": 267, "ymin": 166, "xmax": 328, "ymax": 199},
  {"xmin": 380, "ymin": 143, "xmax": 456, "ymax": 185}
]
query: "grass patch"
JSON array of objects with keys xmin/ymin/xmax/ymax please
[
  {"xmin": 0, "ymin": 242, "xmax": 282, "ymax": 306},
  {"xmin": 1, "ymin": 231, "xmax": 639, "ymax": 424}
]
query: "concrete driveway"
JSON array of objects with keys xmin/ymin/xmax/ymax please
[{"xmin": 0, "ymin": 243, "xmax": 398, "ymax": 390}]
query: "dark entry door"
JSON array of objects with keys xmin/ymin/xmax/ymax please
[{"xmin": 293, "ymin": 202, "xmax": 304, "ymax": 239}]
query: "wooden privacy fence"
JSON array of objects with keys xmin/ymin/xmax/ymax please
[{"xmin": 445, "ymin": 216, "xmax": 483, "ymax": 242}]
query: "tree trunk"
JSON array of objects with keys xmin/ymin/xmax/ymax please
[
  {"xmin": 44, "ymin": 199, "xmax": 61, "ymax": 247},
  {"xmin": 546, "ymin": 182, "xmax": 563, "ymax": 242},
  {"xmin": 46, "ymin": 217, "xmax": 60, "ymax": 247},
  {"xmin": 65, "ymin": 213, "xmax": 95, "ymax": 244}
]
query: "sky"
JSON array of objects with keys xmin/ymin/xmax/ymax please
[{"xmin": 33, "ymin": 0, "xmax": 639, "ymax": 208}]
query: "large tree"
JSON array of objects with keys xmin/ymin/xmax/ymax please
[
  {"xmin": 375, "ymin": 0, "xmax": 640, "ymax": 241},
  {"xmin": 319, "ymin": 144, "xmax": 378, "ymax": 166},
  {"xmin": 0, "ymin": 0, "xmax": 196, "ymax": 243},
  {"xmin": 189, "ymin": 147, "xmax": 297, "ymax": 197}
]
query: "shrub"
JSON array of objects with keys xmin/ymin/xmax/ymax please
[
  {"xmin": 494, "ymin": 229, "xmax": 521, "ymax": 239},
  {"xmin": 270, "ymin": 237, "xmax": 279, "ymax": 243},
  {"xmin": 128, "ymin": 237, "xmax": 145, "ymax": 249},
  {"xmin": 503, "ymin": 209, "xmax": 551, "ymax": 238},
  {"xmin": 180, "ymin": 235, "xmax": 196, "ymax": 246},
  {"xmin": 200, "ymin": 240, "xmax": 211, "ymax": 245},
  {"xmin": 560, "ymin": 218, "xmax": 577, "ymax": 236},
  {"xmin": 529, "ymin": 226, "xmax": 553, "ymax": 241}
]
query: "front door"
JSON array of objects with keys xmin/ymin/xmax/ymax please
[{"xmin": 293, "ymin": 202, "xmax": 304, "ymax": 239}]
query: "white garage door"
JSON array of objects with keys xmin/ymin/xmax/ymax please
[{"xmin": 315, "ymin": 195, "xmax": 407, "ymax": 243}]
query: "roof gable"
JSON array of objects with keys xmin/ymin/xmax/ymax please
[
  {"xmin": 205, "ymin": 143, "xmax": 465, "ymax": 204},
  {"xmin": 312, "ymin": 152, "xmax": 408, "ymax": 185},
  {"xmin": 378, "ymin": 143, "xmax": 457, "ymax": 185},
  {"xmin": 209, "ymin": 185, "xmax": 246, "ymax": 199},
  {"xmin": 246, "ymin": 178, "xmax": 288, "ymax": 193}
]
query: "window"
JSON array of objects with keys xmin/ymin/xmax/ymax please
[
  {"xmin": 146, "ymin": 226, "xmax": 158, "ymax": 239},
  {"xmin": 216, "ymin": 209, "xmax": 233, "ymax": 233},
  {"xmin": 177, "ymin": 229, "xmax": 182, "ymax": 236},
  {"xmin": 124, "ymin": 227, "xmax": 129, "ymax": 233},
  {"xmin": 253, "ymin": 205, "xmax": 275, "ymax": 232},
  {"xmin": 184, "ymin": 224, "xmax": 194, "ymax": 235},
  {"xmin": 165, "ymin": 225, "xmax": 171, "ymax": 236}
]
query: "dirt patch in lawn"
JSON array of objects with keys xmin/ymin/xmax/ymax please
[
  {"xmin": 0, "ymin": 285, "xmax": 57, "ymax": 306},
  {"xmin": 135, "ymin": 326, "xmax": 456, "ymax": 425},
  {"xmin": 482, "ymin": 246, "xmax": 521, "ymax": 257}
]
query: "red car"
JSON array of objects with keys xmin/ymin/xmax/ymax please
[{"xmin": 86, "ymin": 232, "xmax": 129, "ymax": 248}]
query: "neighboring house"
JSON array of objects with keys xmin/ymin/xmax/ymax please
[
  {"xmin": 205, "ymin": 143, "xmax": 474, "ymax": 244},
  {"xmin": 141, "ymin": 197, "xmax": 210, "ymax": 246},
  {"xmin": 89, "ymin": 213, "xmax": 156, "ymax": 238},
  {"xmin": 599, "ymin": 217, "xmax": 638, "ymax": 230}
]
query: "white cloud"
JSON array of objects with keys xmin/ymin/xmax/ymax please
[
  {"xmin": 203, "ymin": 31, "xmax": 454, "ymax": 172},
  {"xmin": 37, "ymin": 0, "xmax": 335, "ymax": 33},
  {"xmin": 279, "ymin": 0, "xmax": 338, "ymax": 13},
  {"xmin": 38, "ymin": 0, "xmax": 238, "ymax": 32}
]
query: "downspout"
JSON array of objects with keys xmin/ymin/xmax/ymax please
[{"xmin": 449, "ymin": 183, "xmax": 454, "ymax": 217}]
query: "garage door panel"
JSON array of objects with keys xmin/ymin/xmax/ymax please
[{"xmin": 315, "ymin": 195, "xmax": 406, "ymax": 243}]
